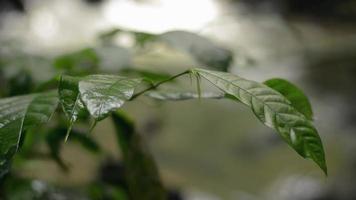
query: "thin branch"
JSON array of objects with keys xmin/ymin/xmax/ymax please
[{"xmin": 130, "ymin": 70, "xmax": 190, "ymax": 100}]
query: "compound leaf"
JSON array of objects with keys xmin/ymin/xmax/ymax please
[{"xmin": 191, "ymin": 68, "xmax": 327, "ymax": 174}]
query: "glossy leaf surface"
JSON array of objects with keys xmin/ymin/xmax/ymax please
[
  {"xmin": 146, "ymin": 91, "xmax": 224, "ymax": 101},
  {"xmin": 191, "ymin": 68, "xmax": 327, "ymax": 174},
  {"xmin": 79, "ymin": 75, "xmax": 141, "ymax": 120},
  {"xmin": 0, "ymin": 91, "xmax": 58, "ymax": 176}
]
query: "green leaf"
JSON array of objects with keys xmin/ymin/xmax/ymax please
[
  {"xmin": 23, "ymin": 92, "xmax": 59, "ymax": 129},
  {"xmin": 191, "ymin": 68, "xmax": 327, "ymax": 174},
  {"xmin": 146, "ymin": 91, "xmax": 225, "ymax": 101},
  {"xmin": 54, "ymin": 48, "xmax": 99, "ymax": 75},
  {"xmin": 264, "ymin": 78, "xmax": 314, "ymax": 120},
  {"xmin": 59, "ymin": 76, "xmax": 87, "ymax": 126},
  {"xmin": 58, "ymin": 76, "xmax": 89, "ymax": 141},
  {"xmin": 98, "ymin": 28, "xmax": 122, "ymax": 43},
  {"xmin": 79, "ymin": 75, "xmax": 142, "ymax": 120},
  {"xmin": 0, "ymin": 91, "xmax": 58, "ymax": 177},
  {"xmin": 133, "ymin": 31, "xmax": 157, "ymax": 47}
]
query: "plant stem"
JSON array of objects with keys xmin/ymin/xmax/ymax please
[{"xmin": 130, "ymin": 70, "xmax": 190, "ymax": 100}]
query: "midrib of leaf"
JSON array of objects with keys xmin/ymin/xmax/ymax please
[
  {"xmin": 107, "ymin": 78, "xmax": 127, "ymax": 93},
  {"xmin": 145, "ymin": 91, "xmax": 225, "ymax": 101},
  {"xmin": 69, "ymin": 95, "xmax": 81, "ymax": 123},
  {"xmin": 198, "ymin": 70, "xmax": 309, "ymax": 134},
  {"xmin": 196, "ymin": 70, "xmax": 299, "ymax": 121},
  {"xmin": 96, "ymin": 78, "xmax": 128, "ymax": 118},
  {"xmin": 79, "ymin": 75, "xmax": 142, "ymax": 120},
  {"xmin": 193, "ymin": 69, "xmax": 326, "ymax": 174},
  {"xmin": 0, "ymin": 96, "xmax": 33, "ymax": 152}
]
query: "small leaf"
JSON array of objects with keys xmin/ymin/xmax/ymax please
[
  {"xmin": 146, "ymin": 91, "xmax": 224, "ymax": 101},
  {"xmin": 264, "ymin": 78, "xmax": 314, "ymax": 120},
  {"xmin": 79, "ymin": 75, "xmax": 141, "ymax": 120},
  {"xmin": 0, "ymin": 91, "xmax": 58, "ymax": 177},
  {"xmin": 134, "ymin": 32, "xmax": 158, "ymax": 47},
  {"xmin": 191, "ymin": 68, "xmax": 327, "ymax": 174}
]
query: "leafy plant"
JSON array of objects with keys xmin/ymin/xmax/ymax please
[
  {"xmin": 0, "ymin": 29, "xmax": 327, "ymax": 199},
  {"xmin": 0, "ymin": 66, "xmax": 327, "ymax": 199}
]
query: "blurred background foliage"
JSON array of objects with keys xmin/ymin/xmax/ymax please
[{"xmin": 0, "ymin": 0, "xmax": 356, "ymax": 199}]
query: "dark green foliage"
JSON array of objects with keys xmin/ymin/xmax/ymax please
[
  {"xmin": 0, "ymin": 64, "xmax": 327, "ymax": 198},
  {"xmin": 46, "ymin": 126, "xmax": 100, "ymax": 171},
  {"xmin": 88, "ymin": 182, "xmax": 129, "ymax": 200},
  {"xmin": 54, "ymin": 48, "xmax": 99, "ymax": 75},
  {"xmin": 58, "ymin": 75, "xmax": 89, "ymax": 139},
  {"xmin": 0, "ymin": 91, "xmax": 58, "ymax": 178},
  {"xmin": 8, "ymin": 70, "xmax": 34, "ymax": 96},
  {"xmin": 0, "ymin": 68, "xmax": 328, "ymax": 178}
]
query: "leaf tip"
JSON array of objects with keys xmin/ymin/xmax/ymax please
[
  {"xmin": 318, "ymin": 160, "xmax": 328, "ymax": 176},
  {"xmin": 64, "ymin": 124, "xmax": 73, "ymax": 142},
  {"xmin": 88, "ymin": 120, "xmax": 98, "ymax": 134}
]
